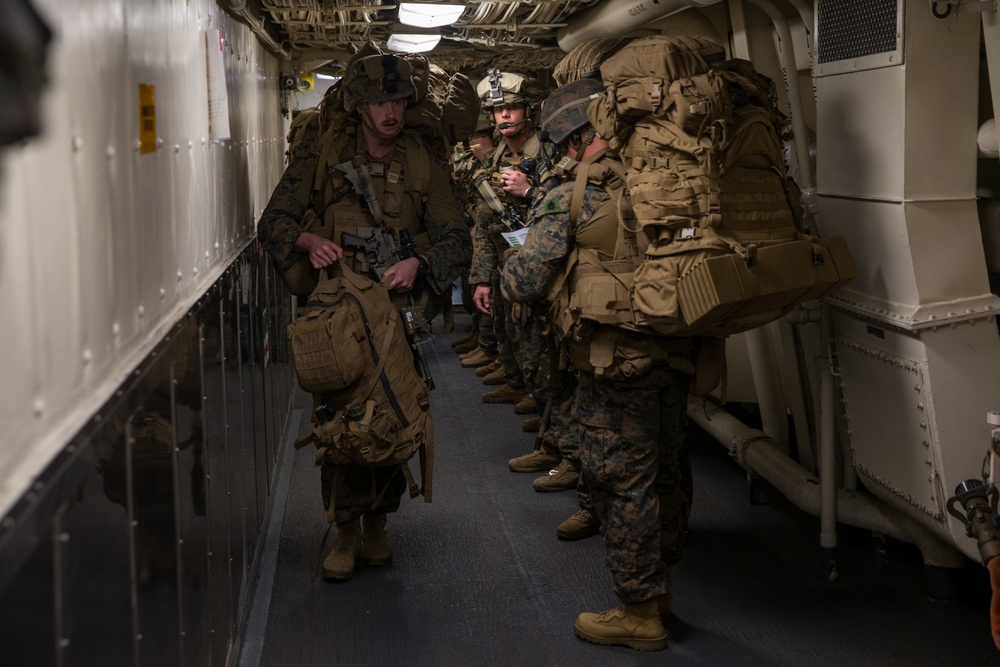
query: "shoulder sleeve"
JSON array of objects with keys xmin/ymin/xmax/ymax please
[
  {"xmin": 500, "ymin": 186, "xmax": 574, "ymax": 303},
  {"xmin": 257, "ymin": 139, "xmax": 320, "ymax": 270}
]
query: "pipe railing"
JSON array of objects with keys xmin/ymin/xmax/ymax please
[{"xmin": 688, "ymin": 395, "xmax": 967, "ymax": 569}]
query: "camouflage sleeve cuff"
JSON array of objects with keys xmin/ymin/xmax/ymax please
[{"xmin": 468, "ymin": 266, "xmax": 496, "ymax": 284}]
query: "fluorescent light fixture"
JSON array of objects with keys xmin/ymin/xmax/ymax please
[
  {"xmin": 387, "ymin": 33, "xmax": 441, "ymax": 54},
  {"xmin": 398, "ymin": 3, "xmax": 465, "ymax": 28}
]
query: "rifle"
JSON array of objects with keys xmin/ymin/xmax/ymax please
[
  {"xmin": 334, "ymin": 157, "xmax": 436, "ymax": 390},
  {"xmin": 473, "ymin": 170, "xmax": 526, "ymax": 232}
]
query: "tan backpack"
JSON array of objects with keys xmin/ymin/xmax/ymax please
[
  {"xmin": 581, "ymin": 36, "xmax": 856, "ymax": 338},
  {"xmin": 289, "ymin": 263, "xmax": 433, "ymax": 503},
  {"xmin": 274, "ymin": 48, "xmax": 475, "ymax": 298},
  {"xmin": 552, "ymin": 37, "xmax": 633, "ymax": 86},
  {"xmin": 404, "ymin": 55, "xmax": 480, "ymax": 164}
]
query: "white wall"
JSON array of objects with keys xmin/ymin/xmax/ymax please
[{"xmin": 0, "ymin": 0, "xmax": 286, "ymax": 518}]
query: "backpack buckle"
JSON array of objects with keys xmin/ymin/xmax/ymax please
[{"xmin": 650, "ymin": 81, "xmax": 662, "ymax": 107}]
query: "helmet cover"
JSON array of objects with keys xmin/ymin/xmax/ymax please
[
  {"xmin": 476, "ymin": 68, "xmax": 543, "ymax": 108},
  {"xmin": 342, "ymin": 54, "xmax": 418, "ymax": 111},
  {"xmin": 540, "ymin": 77, "xmax": 605, "ymax": 145}
]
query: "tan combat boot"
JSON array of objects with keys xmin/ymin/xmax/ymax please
[
  {"xmin": 533, "ymin": 459, "xmax": 579, "ymax": 492},
  {"xmin": 508, "ymin": 447, "xmax": 560, "ymax": 472},
  {"xmin": 482, "ymin": 383, "xmax": 526, "ymax": 404},
  {"xmin": 556, "ymin": 508, "xmax": 600, "ymax": 541},
  {"xmin": 361, "ymin": 513, "xmax": 393, "ymax": 566},
  {"xmin": 573, "ymin": 600, "xmax": 667, "ymax": 651},
  {"xmin": 513, "ymin": 394, "xmax": 538, "ymax": 415},
  {"xmin": 454, "ymin": 337, "xmax": 479, "ymax": 354},
  {"xmin": 451, "ymin": 332, "xmax": 477, "ymax": 351},
  {"xmin": 521, "ymin": 416, "xmax": 541, "ymax": 432},
  {"xmin": 481, "ymin": 366, "xmax": 505, "ymax": 385},
  {"xmin": 460, "ymin": 348, "xmax": 496, "ymax": 368},
  {"xmin": 476, "ymin": 358, "xmax": 502, "ymax": 377},
  {"xmin": 322, "ymin": 519, "xmax": 362, "ymax": 580}
]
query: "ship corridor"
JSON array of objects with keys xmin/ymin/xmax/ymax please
[
  {"xmin": 2, "ymin": 2, "xmax": 1000, "ymax": 665},
  {"xmin": 239, "ymin": 312, "xmax": 996, "ymax": 667}
]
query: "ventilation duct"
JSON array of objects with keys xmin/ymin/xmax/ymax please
[{"xmin": 557, "ymin": 0, "xmax": 720, "ymax": 52}]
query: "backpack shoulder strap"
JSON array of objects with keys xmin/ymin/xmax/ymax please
[
  {"xmin": 569, "ymin": 148, "xmax": 625, "ymax": 225},
  {"xmin": 570, "ymin": 148, "xmax": 614, "ymax": 223},
  {"xmin": 400, "ymin": 130, "xmax": 432, "ymax": 194},
  {"xmin": 546, "ymin": 243, "xmax": 581, "ymax": 336}
]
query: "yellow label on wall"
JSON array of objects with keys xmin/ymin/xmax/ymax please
[{"xmin": 139, "ymin": 83, "xmax": 157, "ymax": 154}]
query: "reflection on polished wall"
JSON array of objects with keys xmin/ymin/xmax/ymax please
[{"xmin": 0, "ymin": 245, "xmax": 296, "ymax": 666}]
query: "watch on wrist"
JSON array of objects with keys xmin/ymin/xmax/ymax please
[
  {"xmin": 525, "ymin": 186, "xmax": 536, "ymax": 201},
  {"xmin": 415, "ymin": 255, "xmax": 430, "ymax": 277}
]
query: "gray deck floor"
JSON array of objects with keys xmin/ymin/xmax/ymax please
[{"xmin": 248, "ymin": 313, "xmax": 999, "ymax": 667}]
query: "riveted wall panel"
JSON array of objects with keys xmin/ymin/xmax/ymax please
[{"xmin": 0, "ymin": 0, "xmax": 286, "ymax": 522}]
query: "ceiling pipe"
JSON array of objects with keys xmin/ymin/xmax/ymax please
[
  {"xmin": 746, "ymin": 0, "xmax": 815, "ymax": 201},
  {"xmin": 219, "ymin": 0, "xmax": 291, "ymax": 59},
  {"xmin": 557, "ymin": 0, "xmax": 721, "ymax": 52},
  {"xmin": 785, "ymin": 0, "xmax": 814, "ymax": 47}
]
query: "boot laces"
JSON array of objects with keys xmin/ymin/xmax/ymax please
[{"xmin": 597, "ymin": 604, "xmax": 625, "ymax": 621}]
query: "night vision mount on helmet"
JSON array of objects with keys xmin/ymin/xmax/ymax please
[
  {"xmin": 342, "ymin": 54, "xmax": 418, "ymax": 111},
  {"xmin": 476, "ymin": 68, "xmax": 545, "ymax": 108}
]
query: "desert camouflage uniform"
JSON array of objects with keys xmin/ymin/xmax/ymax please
[
  {"xmin": 258, "ymin": 124, "xmax": 471, "ymax": 524},
  {"xmin": 501, "ymin": 174, "xmax": 693, "ymax": 603}
]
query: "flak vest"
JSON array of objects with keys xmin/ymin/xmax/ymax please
[
  {"xmin": 547, "ymin": 150, "xmax": 698, "ymax": 381},
  {"xmin": 305, "ymin": 126, "xmax": 434, "ymax": 283},
  {"xmin": 483, "ymin": 132, "xmax": 543, "ymax": 262}
]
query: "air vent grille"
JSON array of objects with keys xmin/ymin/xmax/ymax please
[{"xmin": 818, "ymin": 0, "xmax": 898, "ymax": 64}]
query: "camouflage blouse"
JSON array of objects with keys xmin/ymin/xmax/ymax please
[
  {"xmin": 500, "ymin": 180, "xmax": 609, "ymax": 303},
  {"xmin": 257, "ymin": 130, "xmax": 471, "ymax": 296}
]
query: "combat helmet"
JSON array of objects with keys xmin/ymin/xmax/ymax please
[
  {"xmin": 342, "ymin": 54, "xmax": 418, "ymax": 111},
  {"xmin": 540, "ymin": 77, "xmax": 605, "ymax": 145},
  {"xmin": 476, "ymin": 68, "xmax": 545, "ymax": 109}
]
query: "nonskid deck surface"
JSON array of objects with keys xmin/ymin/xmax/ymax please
[{"xmin": 251, "ymin": 312, "xmax": 997, "ymax": 667}]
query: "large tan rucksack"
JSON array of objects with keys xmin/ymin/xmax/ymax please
[
  {"xmin": 552, "ymin": 37, "xmax": 633, "ymax": 86},
  {"xmin": 289, "ymin": 263, "xmax": 433, "ymax": 503},
  {"xmin": 274, "ymin": 47, "xmax": 478, "ymax": 297},
  {"xmin": 404, "ymin": 55, "xmax": 480, "ymax": 164},
  {"xmin": 310, "ymin": 48, "xmax": 480, "ymax": 165},
  {"xmin": 578, "ymin": 36, "xmax": 856, "ymax": 338}
]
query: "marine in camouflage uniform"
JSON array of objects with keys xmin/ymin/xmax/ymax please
[
  {"xmin": 450, "ymin": 120, "xmax": 498, "ymax": 357},
  {"xmin": 469, "ymin": 70, "xmax": 553, "ymax": 407},
  {"xmin": 501, "ymin": 78, "xmax": 695, "ymax": 651},
  {"xmin": 257, "ymin": 54, "xmax": 471, "ymax": 581}
]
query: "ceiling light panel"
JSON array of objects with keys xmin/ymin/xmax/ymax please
[{"xmin": 398, "ymin": 3, "xmax": 465, "ymax": 28}]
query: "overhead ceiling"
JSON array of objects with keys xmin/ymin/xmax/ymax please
[
  {"xmin": 230, "ymin": 0, "xmax": 744, "ymax": 83},
  {"xmin": 252, "ymin": 0, "xmax": 607, "ymax": 75}
]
